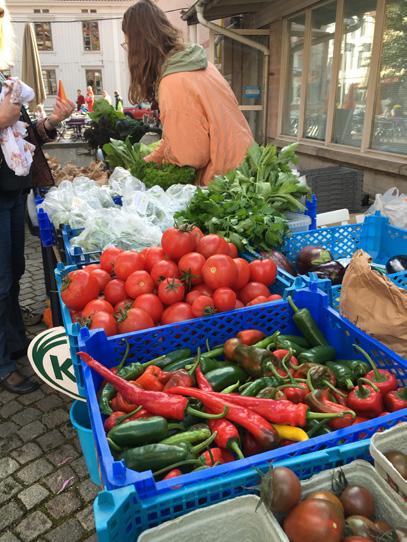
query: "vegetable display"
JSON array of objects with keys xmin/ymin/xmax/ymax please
[{"xmin": 175, "ymin": 143, "xmax": 311, "ymax": 252}]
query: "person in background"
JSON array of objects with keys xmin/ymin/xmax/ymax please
[
  {"xmin": 35, "ymin": 103, "xmax": 46, "ymax": 120},
  {"xmin": 85, "ymin": 85, "xmax": 94, "ymax": 113},
  {"xmin": 114, "ymin": 90, "xmax": 123, "ymax": 112},
  {"xmin": 121, "ymin": 0, "xmax": 253, "ymax": 185},
  {"xmin": 0, "ymin": 1, "xmax": 75, "ymax": 394},
  {"xmin": 76, "ymin": 89, "xmax": 85, "ymax": 111},
  {"xmin": 102, "ymin": 90, "xmax": 112, "ymax": 106}
]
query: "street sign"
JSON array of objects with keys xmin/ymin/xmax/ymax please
[
  {"xmin": 28, "ymin": 326, "xmax": 85, "ymax": 401},
  {"xmin": 243, "ymin": 85, "xmax": 261, "ymax": 99}
]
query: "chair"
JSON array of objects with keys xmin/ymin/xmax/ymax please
[{"xmin": 316, "ymin": 209, "xmax": 350, "ymax": 227}]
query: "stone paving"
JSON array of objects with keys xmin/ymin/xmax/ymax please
[{"xmin": 0, "ymin": 229, "xmax": 98, "ymax": 541}]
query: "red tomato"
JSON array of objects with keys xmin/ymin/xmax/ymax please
[
  {"xmin": 133, "ymin": 294, "xmax": 163, "ymax": 324},
  {"xmin": 239, "ymin": 282, "xmax": 270, "ymax": 304},
  {"xmin": 228, "ymin": 243, "xmax": 238, "ymax": 258},
  {"xmin": 100, "ymin": 246, "xmax": 122, "ymax": 274},
  {"xmin": 125, "ymin": 271, "xmax": 155, "ymax": 298},
  {"xmin": 192, "ymin": 284, "xmax": 213, "ymax": 297},
  {"xmin": 191, "ymin": 295, "xmax": 216, "ymax": 317},
  {"xmin": 197, "ymin": 234, "xmax": 229, "ymax": 258},
  {"xmin": 104, "ymin": 279, "xmax": 127, "ymax": 306},
  {"xmin": 213, "ymin": 288, "xmax": 236, "ymax": 312},
  {"xmin": 178, "ymin": 252, "xmax": 206, "ymax": 286},
  {"xmin": 114, "ymin": 299, "xmax": 134, "ymax": 315},
  {"xmin": 268, "ymin": 294, "xmax": 282, "ymax": 302},
  {"xmin": 249, "ymin": 259, "xmax": 277, "ymax": 285},
  {"xmin": 114, "ymin": 251, "xmax": 145, "ymax": 280},
  {"xmin": 158, "ymin": 278, "xmax": 185, "ymax": 305},
  {"xmin": 61, "ymin": 270, "xmax": 100, "ymax": 311},
  {"xmin": 83, "ymin": 264, "xmax": 101, "ymax": 273},
  {"xmin": 82, "ymin": 299, "xmax": 114, "ymax": 318},
  {"xmin": 161, "ymin": 227, "xmax": 196, "ymax": 261},
  {"xmin": 89, "ymin": 269, "xmax": 111, "ymax": 292},
  {"xmin": 233, "ymin": 258, "xmax": 250, "ymax": 290},
  {"xmin": 247, "ymin": 295, "xmax": 268, "ymax": 306},
  {"xmin": 235, "ymin": 299, "xmax": 244, "ymax": 309},
  {"xmin": 186, "ymin": 290, "xmax": 202, "ymax": 305},
  {"xmin": 161, "ymin": 303, "xmax": 194, "ymax": 325},
  {"xmin": 190, "ymin": 226, "xmax": 204, "ymax": 245},
  {"xmin": 70, "ymin": 309, "xmax": 81, "ymax": 322},
  {"xmin": 144, "ymin": 247, "xmax": 167, "ymax": 272},
  {"xmin": 89, "ymin": 311, "xmax": 117, "ymax": 336},
  {"xmin": 117, "ymin": 308, "xmax": 154, "ymax": 334},
  {"xmin": 202, "ymin": 255, "xmax": 237, "ymax": 290},
  {"xmin": 150, "ymin": 260, "xmax": 180, "ymax": 284}
]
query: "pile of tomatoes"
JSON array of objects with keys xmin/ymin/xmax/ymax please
[{"xmin": 61, "ymin": 227, "xmax": 281, "ymax": 337}]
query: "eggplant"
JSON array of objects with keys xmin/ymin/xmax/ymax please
[
  {"xmin": 312, "ymin": 261, "xmax": 346, "ymax": 285},
  {"xmin": 386, "ymin": 255, "xmax": 407, "ymax": 274},
  {"xmin": 260, "ymin": 249, "xmax": 296, "ymax": 276},
  {"xmin": 296, "ymin": 245, "xmax": 333, "ymax": 274}
]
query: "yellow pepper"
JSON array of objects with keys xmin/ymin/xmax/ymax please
[{"xmin": 274, "ymin": 424, "xmax": 309, "ymax": 442}]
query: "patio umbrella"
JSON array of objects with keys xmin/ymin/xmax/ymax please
[{"xmin": 21, "ymin": 23, "xmax": 46, "ymax": 110}]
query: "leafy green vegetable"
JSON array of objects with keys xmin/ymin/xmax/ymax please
[
  {"xmin": 103, "ymin": 138, "xmax": 196, "ymax": 190},
  {"xmin": 175, "ymin": 142, "xmax": 310, "ymax": 252}
]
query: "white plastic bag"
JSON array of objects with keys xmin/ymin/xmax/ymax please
[{"xmin": 368, "ymin": 187, "xmax": 407, "ymax": 229}]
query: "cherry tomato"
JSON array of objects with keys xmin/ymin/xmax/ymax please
[
  {"xmin": 114, "ymin": 298, "xmax": 134, "ymax": 315},
  {"xmin": 83, "ymin": 264, "xmax": 101, "ymax": 273},
  {"xmin": 161, "ymin": 227, "xmax": 196, "ymax": 261},
  {"xmin": 213, "ymin": 288, "xmax": 236, "ymax": 312},
  {"xmin": 247, "ymin": 295, "xmax": 268, "ymax": 306},
  {"xmin": 104, "ymin": 279, "xmax": 127, "ymax": 306},
  {"xmin": 117, "ymin": 307, "xmax": 154, "ymax": 334},
  {"xmin": 89, "ymin": 311, "xmax": 117, "ymax": 336},
  {"xmin": 114, "ymin": 250, "xmax": 145, "ymax": 280},
  {"xmin": 82, "ymin": 299, "xmax": 114, "ymax": 318},
  {"xmin": 340, "ymin": 486, "xmax": 375, "ymax": 519},
  {"xmin": 186, "ymin": 290, "xmax": 202, "ymax": 305},
  {"xmin": 249, "ymin": 259, "xmax": 277, "ymax": 285},
  {"xmin": 262, "ymin": 466, "xmax": 301, "ymax": 514},
  {"xmin": 268, "ymin": 294, "xmax": 282, "ymax": 302},
  {"xmin": 161, "ymin": 302, "xmax": 194, "ymax": 325},
  {"xmin": 61, "ymin": 270, "xmax": 100, "ymax": 311},
  {"xmin": 158, "ymin": 278, "xmax": 185, "ymax": 305},
  {"xmin": 144, "ymin": 247, "xmax": 167, "ymax": 272},
  {"xmin": 197, "ymin": 234, "xmax": 230, "ymax": 258},
  {"xmin": 133, "ymin": 294, "xmax": 163, "ymax": 324},
  {"xmin": 233, "ymin": 258, "xmax": 250, "ymax": 289},
  {"xmin": 89, "ymin": 269, "xmax": 111, "ymax": 292},
  {"xmin": 191, "ymin": 295, "xmax": 216, "ymax": 317},
  {"xmin": 150, "ymin": 260, "xmax": 180, "ymax": 284},
  {"xmin": 283, "ymin": 498, "xmax": 344, "ymax": 542},
  {"xmin": 239, "ymin": 282, "xmax": 270, "ymax": 304},
  {"xmin": 178, "ymin": 252, "xmax": 206, "ymax": 286},
  {"xmin": 100, "ymin": 246, "xmax": 122, "ymax": 274},
  {"xmin": 125, "ymin": 271, "xmax": 155, "ymax": 298},
  {"xmin": 235, "ymin": 299, "xmax": 244, "ymax": 309},
  {"xmin": 202, "ymin": 255, "xmax": 237, "ymax": 289},
  {"xmin": 228, "ymin": 243, "xmax": 238, "ymax": 258}
]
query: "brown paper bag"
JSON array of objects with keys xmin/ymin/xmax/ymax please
[{"xmin": 340, "ymin": 250, "xmax": 407, "ymax": 358}]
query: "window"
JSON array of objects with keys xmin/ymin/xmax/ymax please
[
  {"xmin": 82, "ymin": 21, "xmax": 100, "ymax": 52},
  {"xmin": 281, "ymin": 0, "xmax": 407, "ymax": 158},
  {"xmin": 86, "ymin": 69, "xmax": 103, "ymax": 94},
  {"xmin": 42, "ymin": 68, "xmax": 57, "ymax": 95},
  {"xmin": 34, "ymin": 22, "xmax": 53, "ymax": 51}
]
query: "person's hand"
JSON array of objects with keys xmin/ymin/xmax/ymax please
[
  {"xmin": 0, "ymin": 92, "xmax": 21, "ymax": 129},
  {"xmin": 47, "ymin": 97, "xmax": 75, "ymax": 127}
]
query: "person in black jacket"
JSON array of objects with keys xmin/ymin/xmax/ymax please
[{"xmin": 0, "ymin": 5, "xmax": 74, "ymax": 394}]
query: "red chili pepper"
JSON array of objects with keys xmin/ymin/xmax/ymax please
[
  {"xmin": 200, "ymin": 448, "xmax": 234, "ymax": 466},
  {"xmin": 208, "ymin": 418, "xmax": 244, "ymax": 459},
  {"xmin": 133, "ymin": 365, "xmax": 166, "ymax": 391},
  {"xmin": 195, "ymin": 366, "xmax": 213, "ymax": 392},
  {"xmin": 353, "ymin": 416, "xmax": 369, "ymax": 425},
  {"xmin": 103, "ymin": 406, "xmax": 144, "ymax": 432},
  {"xmin": 79, "ymin": 352, "xmax": 189, "ymax": 420},
  {"xmin": 280, "ymin": 439, "xmax": 295, "ymax": 447},
  {"xmin": 168, "ymin": 386, "xmax": 280, "ymax": 450},
  {"xmin": 384, "ymin": 387, "xmax": 407, "ymax": 412},
  {"xmin": 236, "ymin": 330, "xmax": 265, "ymax": 345},
  {"xmin": 279, "ymin": 382, "xmax": 310, "ymax": 404},
  {"xmin": 305, "ymin": 389, "xmax": 355, "ymax": 430},
  {"xmin": 126, "ymin": 408, "xmax": 151, "ymax": 420},
  {"xmin": 354, "ymin": 345, "xmax": 397, "ymax": 395},
  {"xmin": 347, "ymin": 378, "xmax": 383, "ymax": 419},
  {"xmin": 104, "ymin": 411, "xmax": 127, "ymax": 432},
  {"xmin": 111, "ymin": 393, "xmax": 139, "ymax": 413},
  {"xmin": 273, "ymin": 349, "xmax": 298, "ymax": 368},
  {"xmin": 163, "ymin": 369, "xmax": 193, "ymax": 391},
  {"xmin": 242, "ymin": 432, "xmax": 264, "ymax": 456},
  {"xmin": 163, "ymin": 468, "xmax": 183, "ymax": 480}
]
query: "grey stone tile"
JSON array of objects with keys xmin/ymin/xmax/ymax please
[
  {"xmin": 35, "ymin": 395, "xmax": 63, "ymax": 412},
  {"xmin": 13, "ymin": 407, "xmax": 42, "ymax": 427},
  {"xmin": 36, "ymin": 429, "xmax": 65, "ymax": 452},
  {"xmin": 76, "ymin": 504, "xmax": 94, "ymax": 531},
  {"xmin": 15, "ymin": 511, "xmax": 52, "ymax": 542},
  {"xmin": 44, "ymin": 518, "xmax": 84, "ymax": 542},
  {"xmin": 11, "ymin": 442, "xmax": 42, "ymax": 465},
  {"xmin": 0, "ymin": 401, "xmax": 23, "ymax": 419},
  {"xmin": 0, "ymin": 477, "xmax": 22, "ymax": 505},
  {"xmin": 42, "ymin": 465, "xmax": 76, "ymax": 494},
  {"xmin": 18, "ymin": 483, "xmax": 49, "ymax": 510},
  {"xmin": 77, "ymin": 479, "xmax": 99, "ymax": 504},
  {"xmin": 46, "ymin": 443, "xmax": 79, "ymax": 467},
  {"xmin": 41, "ymin": 409, "xmax": 68, "ymax": 429},
  {"xmin": 0, "ymin": 433, "xmax": 23, "ymax": 455},
  {"xmin": 0, "ymin": 532, "xmax": 21, "ymax": 542},
  {"xmin": 58, "ymin": 421, "xmax": 76, "ymax": 440},
  {"xmin": 16, "ymin": 458, "xmax": 53, "ymax": 485},
  {"xmin": 0, "ymin": 500, "xmax": 24, "ymax": 531},
  {"xmin": 0, "ymin": 390, "xmax": 17, "ymax": 406},
  {"xmin": 17, "ymin": 420, "xmax": 46, "ymax": 443},
  {"xmin": 0, "ymin": 457, "xmax": 20, "ymax": 479},
  {"xmin": 45, "ymin": 490, "xmax": 81, "ymax": 519},
  {"xmin": 0, "ymin": 420, "xmax": 18, "ymax": 438},
  {"xmin": 70, "ymin": 457, "xmax": 88, "ymax": 480},
  {"xmin": 18, "ymin": 389, "xmax": 44, "ymax": 406}
]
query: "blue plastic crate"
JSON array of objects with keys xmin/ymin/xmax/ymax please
[
  {"xmin": 79, "ymin": 287, "xmax": 407, "ymax": 496},
  {"xmin": 61, "ymin": 224, "xmax": 99, "ymax": 266},
  {"xmin": 93, "ymin": 438, "xmax": 372, "ymax": 541},
  {"xmin": 55, "ymin": 262, "xmax": 296, "ymax": 397}
]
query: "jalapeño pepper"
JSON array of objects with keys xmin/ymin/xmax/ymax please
[
  {"xmin": 326, "ymin": 361, "xmax": 356, "ymax": 390},
  {"xmin": 108, "ymin": 416, "xmax": 169, "ymax": 448},
  {"xmin": 240, "ymin": 377, "xmax": 280, "ymax": 396},
  {"xmin": 160, "ymin": 424, "xmax": 211, "ymax": 446},
  {"xmin": 298, "ymin": 345, "xmax": 336, "ymax": 364},
  {"xmin": 287, "ymin": 296, "xmax": 328, "ymax": 346},
  {"xmin": 275, "ymin": 338, "xmax": 308, "ymax": 356},
  {"xmin": 277, "ymin": 335, "xmax": 310, "ymax": 348},
  {"xmin": 200, "ymin": 358, "xmax": 232, "ymax": 374},
  {"xmin": 205, "ymin": 366, "xmax": 248, "ymax": 392}
]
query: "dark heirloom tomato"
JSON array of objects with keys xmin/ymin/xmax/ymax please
[
  {"xmin": 260, "ymin": 467, "xmax": 301, "ymax": 514},
  {"xmin": 345, "ymin": 516, "xmax": 381, "ymax": 538},
  {"xmin": 283, "ymin": 498, "xmax": 344, "ymax": 542},
  {"xmin": 307, "ymin": 491, "xmax": 344, "ymax": 514},
  {"xmin": 340, "ymin": 486, "xmax": 375, "ymax": 519}
]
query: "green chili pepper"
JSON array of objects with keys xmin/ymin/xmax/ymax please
[
  {"xmin": 278, "ymin": 335, "xmax": 310, "ymax": 348},
  {"xmin": 256, "ymin": 386, "xmax": 277, "ymax": 398},
  {"xmin": 220, "ymin": 381, "xmax": 241, "ymax": 394},
  {"xmin": 108, "ymin": 416, "xmax": 169, "ymax": 448},
  {"xmin": 199, "ymin": 358, "xmax": 230, "ymax": 374},
  {"xmin": 298, "ymin": 345, "xmax": 336, "ymax": 364},
  {"xmin": 205, "ymin": 366, "xmax": 248, "ymax": 392},
  {"xmin": 305, "ymin": 418, "xmax": 332, "ymax": 437},
  {"xmin": 274, "ymin": 339, "xmax": 308, "ymax": 356},
  {"xmin": 337, "ymin": 360, "xmax": 370, "ymax": 379},
  {"xmin": 326, "ymin": 361, "xmax": 355, "ymax": 390},
  {"xmin": 240, "ymin": 377, "xmax": 281, "ymax": 396},
  {"xmin": 143, "ymin": 348, "xmax": 192, "ymax": 369},
  {"xmin": 287, "ymin": 296, "xmax": 328, "ymax": 347},
  {"xmin": 160, "ymin": 424, "xmax": 211, "ymax": 446},
  {"xmin": 165, "ymin": 356, "xmax": 196, "ymax": 372}
]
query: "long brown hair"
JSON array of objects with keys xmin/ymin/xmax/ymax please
[{"xmin": 122, "ymin": 0, "xmax": 183, "ymax": 103}]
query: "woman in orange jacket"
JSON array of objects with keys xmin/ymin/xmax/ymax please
[{"xmin": 121, "ymin": 0, "xmax": 253, "ymax": 185}]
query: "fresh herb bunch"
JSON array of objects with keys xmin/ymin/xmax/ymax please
[
  {"xmin": 175, "ymin": 143, "xmax": 310, "ymax": 252},
  {"xmin": 103, "ymin": 138, "xmax": 196, "ymax": 189}
]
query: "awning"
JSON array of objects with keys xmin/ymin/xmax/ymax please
[
  {"xmin": 182, "ymin": 0, "xmax": 271, "ymax": 25},
  {"xmin": 22, "ymin": 23, "xmax": 46, "ymax": 110}
]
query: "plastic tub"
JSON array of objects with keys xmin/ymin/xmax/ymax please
[
  {"xmin": 285, "ymin": 212, "xmax": 312, "ymax": 233},
  {"xmin": 69, "ymin": 400, "xmax": 101, "ymax": 485},
  {"xmin": 370, "ymin": 423, "xmax": 407, "ymax": 499}
]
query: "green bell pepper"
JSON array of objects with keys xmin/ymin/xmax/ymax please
[{"xmin": 298, "ymin": 345, "xmax": 336, "ymax": 364}]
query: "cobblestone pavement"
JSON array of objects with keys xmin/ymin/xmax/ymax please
[{"xmin": 0, "ymin": 229, "xmax": 98, "ymax": 541}]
